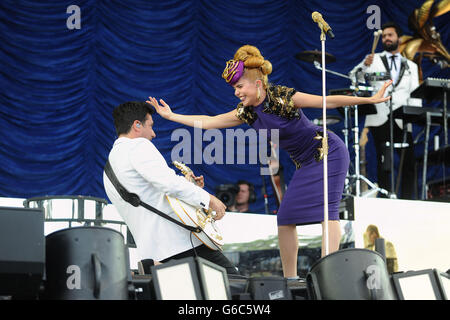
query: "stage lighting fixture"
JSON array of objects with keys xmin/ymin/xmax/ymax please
[
  {"xmin": 434, "ymin": 270, "xmax": 450, "ymax": 300},
  {"xmin": 150, "ymin": 257, "xmax": 231, "ymax": 300},
  {"xmin": 391, "ymin": 269, "xmax": 446, "ymax": 300}
]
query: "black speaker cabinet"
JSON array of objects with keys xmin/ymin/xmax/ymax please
[
  {"xmin": 246, "ymin": 276, "xmax": 292, "ymax": 300},
  {"xmin": 0, "ymin": 206, "xmax": 45, "ymax": 299}
]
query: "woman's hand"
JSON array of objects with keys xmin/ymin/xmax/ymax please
[
  {"xmin": 369, "ymin": 80, "xmax": 393, "ymax": 104},
  {"xmin": 146, "ymin": 97, "xmax": 173, "ymax": 120}
]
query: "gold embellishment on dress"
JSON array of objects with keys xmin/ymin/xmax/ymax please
[
  {"xmin": 263, "ymin": 84, "xmax": 300, "ymax": 119},
  {"xmin": 314, "ymin": 131, "xmax": 329, "ymax": 162},
  {"xmin": 234, "ymin": 84, "xmax": 299, "ymax": 125},
  {"xmin": 235, "ymin": 102, "xmax": 257, "ymax": 125},
  {"xmin": 290, "ymin": 155, "xmax": 302, "ymax": 170},
  {"xmin": 236, "ymin": 104, "xmax": 245, "ymax": 118}
]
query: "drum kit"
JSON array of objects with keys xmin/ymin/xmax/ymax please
[{"xmin": 296, "ymin": 47, "xmax": 391, "ymax": 199}]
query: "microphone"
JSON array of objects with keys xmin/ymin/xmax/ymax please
[{"xmin": 312, "ymin": 11, "xmax": 335, "ymax": 39}]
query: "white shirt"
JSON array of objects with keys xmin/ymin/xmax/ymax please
[
  {"xmin": 350, "ymin": 51, "xmax": 422, "ymax": 130},
  {"xmin": 386, "ymin": 52, "xmax": 401, "ymax": 85},
  {"xmin": 103, "ymin": 137, "xmax": 210, "ymax": 262}
]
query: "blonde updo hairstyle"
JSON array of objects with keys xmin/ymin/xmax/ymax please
[{"xmin": 233, "ymin": 45, "xmax": 272, "ymax": 89}]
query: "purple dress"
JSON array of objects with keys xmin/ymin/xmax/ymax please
[{"xmin": 243, "ymin": 86, "xmax": 350, "ymax": 226}]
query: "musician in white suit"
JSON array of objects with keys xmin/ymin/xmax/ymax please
[
  {"xmin": 350, "ymin": 22, "xmax": 422, "ymax": 199},
  {"xmin": 103, "ymin": 101, "xmax": 238, "ymax": 274}
]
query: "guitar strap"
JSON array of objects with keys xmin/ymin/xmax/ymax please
[{"xmin": 104, "ymin": 160, "xmax": 201, "ymax": 233}]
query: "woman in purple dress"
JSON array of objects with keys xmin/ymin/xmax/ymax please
[{"xmin": 147, "ymin": 45, "xmax": 392, "ymax": 279}]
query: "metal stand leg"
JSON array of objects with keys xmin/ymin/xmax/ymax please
[
  {"xmin": 388, "ymin": 98, "xmax": 395, "ymax": 195},
  {"xmin": 346, "ymin": 104, "xmax": 392, "ymax": 198},
  {"xmin": 421, "ymin": 112, "xmax": 431, "ymax": 200},
  {"xmin": 343, "ymin": 106, "xmax": 352, "ymax": 196},
  {"xmin": 353, "ymin": 105, "xmax": 361, "ymax": 197},
  {"xmin": 444, "ymin": 91, "xmax": 448, "ymax": 146},
  {"xmin": 395, "ymin": 128, "xmax": 409, "ymax": 196},
  {"xmin": 343, "ymin": 106, "xmax": 349, "ymax": 149}
]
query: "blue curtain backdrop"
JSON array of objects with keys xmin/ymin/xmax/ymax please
[{"xmin": 0, "ymin": 0, "xmax": 448, "ymax": 213}]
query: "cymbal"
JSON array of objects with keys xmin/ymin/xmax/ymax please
[{"xmin": 295, "ymin": 50, "xmax": 336, "ymax": 64}]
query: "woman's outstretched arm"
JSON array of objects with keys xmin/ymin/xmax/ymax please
[
  {"xmin": 292, "ymin": 80, "xmax": 393, "ymax": 109},
  {"xmin": 146, "ymin": 97, "xmax": 244, "ymax": 129}
]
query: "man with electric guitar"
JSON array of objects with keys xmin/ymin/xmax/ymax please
[{"xmin": 103, "ymin": 101, "xmax": 238, "ymax": 274}]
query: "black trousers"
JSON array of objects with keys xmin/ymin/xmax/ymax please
[
  {"xmin": 161, "ymin": 244, "xmax": 239, "ymax": 275},
  {"xmin": 369, "ymin": 118, "xmax": 415, "ymax": 199}
]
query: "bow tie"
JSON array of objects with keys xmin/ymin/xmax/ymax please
[{"xmin": 390, "ymin": 55, "xmax": 398, "ymax": 71}]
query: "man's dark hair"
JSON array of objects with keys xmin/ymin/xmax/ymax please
[
  {"xmin": 236, "ymin": 180, "xmax": 256, "ymax": 203},
  {"xmin": 381, "ymin": 21, "xmax": 403, "ymax": 37},
  {"xmin": 112, "ymin": 101, "xmax": 154, "ymax": 136}
]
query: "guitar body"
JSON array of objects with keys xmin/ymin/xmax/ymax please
[
  {"xmin": 165, "ymin": 195, "xmax": 224, "ymax": 250},
  {"xmin": 167, "ymin": 161, "xmax": 224, "ymax": 251}
]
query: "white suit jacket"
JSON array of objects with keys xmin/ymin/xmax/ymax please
[
  {"xmin": 103, "ymin": 137, "xmax": 210, "ymax": 262},
  {"xmin": 350, "ymin": 51, "xmax": 422, "ymax": 131}
]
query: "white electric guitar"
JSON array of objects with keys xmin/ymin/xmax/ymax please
[{"xmin": 165, "ymin": 161, "xmax": 224, "ymax": 251}]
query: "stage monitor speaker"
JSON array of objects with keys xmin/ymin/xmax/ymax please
[
  {"xmin": 391, "ymin": 269, "xmax": 448, "ymax": 300},
  {"xmin": 44, "ymin": 226, "xmax": 131, "ymax": 300},
  {"xmin": 0, "ymin": 206, "xmax": 45, "ymax": 299},
  {"xmin": 307, "ymin": 248, "xmax": 396, "ymax": 300},
  {"xmin": 150, "ymin": 257, "xmax": 231, "ymax": 300},
  {"xmin": 246, "ymin": 276, "xmax": 292, "ymax": 300},
  {"xmin": 130, "ymin": 275, "xmax": 154, "ymax": 300},
  {"xmin": 435, "ymin": 270, "xmax": 450, "ymax": 300}
]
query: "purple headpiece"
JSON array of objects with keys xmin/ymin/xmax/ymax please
[{"xmin": 222, "ymin": 59, "xmax": 244, "ymax": 85}]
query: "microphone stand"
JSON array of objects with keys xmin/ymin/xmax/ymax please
[
  {"xmin": 388, "ymin": 87, "xmax": 396, "ymax": 195},
  {"xmin": 261, "ymin": 166, "xmax": 270, "ymax": 215},
  {"xmin": 319, "ymin": 29, "xmax": 330, "ymax": 256},
  {"xmin": 313, "ymin": 61, "xmax": 352, "ymax": 80}
]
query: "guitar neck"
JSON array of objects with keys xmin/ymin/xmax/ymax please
[{"xmin": 173, "ymin": 161, "xmax": 202, "ymax": 187}]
